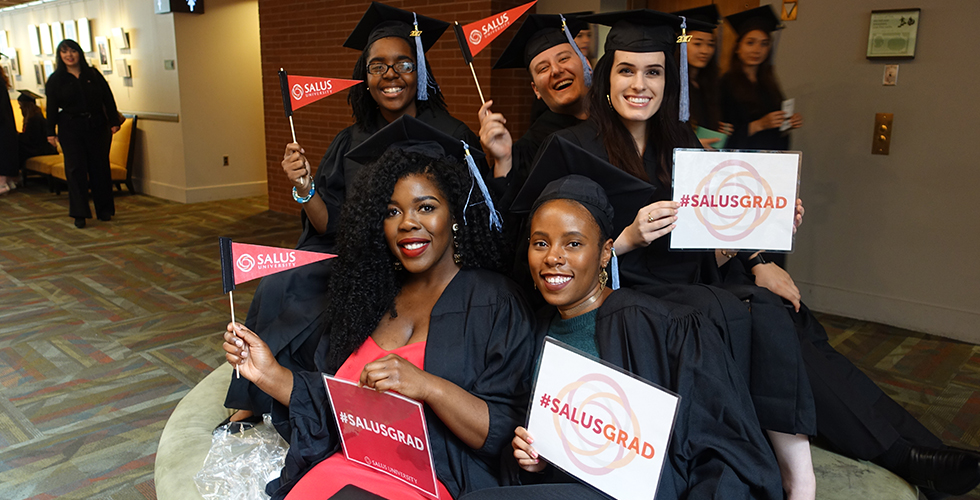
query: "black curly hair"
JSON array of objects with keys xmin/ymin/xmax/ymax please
[
  {"xmin": 348, "ymin": 37, "xmax": 448, "ymax": 131},
  {"xmin": 323, "ymin": 148, "xmax": 505, "ymax": 368}
]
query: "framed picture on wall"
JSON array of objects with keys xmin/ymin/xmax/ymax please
[
  {"xmin": 63, "ymin": 20, "xmax": 77, "ymax": 42},
  {"xmin": 39, "ymin": 23, "xmax": 53, "ymax": 55},
  {"xmin": 95, "ymin": 36, "xmax": 112, "ymax": 72},
  {"xmin": 867, "ymin": 9, "xmax": 920, "ymax": 59},
  {"xmin": 28, "ymin": 25, "xmax": 41, "ymax": 56},
  {"xmin": 2, "ymin": 48, "xmax": 20, "ymax": 76},
  {"xmin": 34, "ymin": 62, "xmax": 44, "ymax": 85},
  {"xmin": 43, "ymin": 60, "xmax": 55, "ymax": 80},
  {"xmin": 77, "ymin": 18, "xmax": 92, "ymax": 53}
]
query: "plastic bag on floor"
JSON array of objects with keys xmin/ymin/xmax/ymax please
[{"xmin": 194, "ymin": 414, "xmax": 289, "ymax": 500}]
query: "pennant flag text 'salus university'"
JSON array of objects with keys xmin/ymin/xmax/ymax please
[
  {"xmin": 219, "ymin": 237, "xmax": 336, "ymax": 293},
  {"xmin": 460, "ymin": 1, "xmax": 536, "ymax": 57}
]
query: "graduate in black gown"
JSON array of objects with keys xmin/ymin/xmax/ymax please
[
  {"xmin": 719, "ymin": 6, "xmax": 802, "ymax": 152},
  {"xmin": 461, "ymin": 173, "xmax": 782, "ymax": 500},
  {"xmin": 222, "ymin": 117, "xmax": 533, "ymax": 499},
  {"xmin": 536, "ymin": 10, "xmax": 818, "ymax": 498},
  {"xmin": 17, "ymin": 90, "xmax": 59, "ymax": 166},
  {"xmin": 223, "ymin": 2, "xmax": 482, "ymax": 424},
  {"xmin": 479, "ymin": 13, "xmax": 591, "ymax": 206}
]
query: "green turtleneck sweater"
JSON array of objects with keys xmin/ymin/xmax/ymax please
[{"xmin": 547, "ymin": 309, "xmax": 599, "ymax": 358}]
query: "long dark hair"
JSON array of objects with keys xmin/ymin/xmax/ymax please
[
  {"xmin": 587, "ymin": 50, "xmax": 699, "ymax": 186},
  {"xmin": 323, "ymin": 148, "xmax": 504, "ymax": 368},
  {"xmin": 1, "ymin": 66, "xmax": 9, "ymax": 90},
  {"xmin": 688, "ymin": 31, "xmax": 721, "ymax": 130},
  {"xmin": 725, "ymin": 31, "xmax": 783, "ymax": 117},
  {"xmin": 54, "ymin": 39, "xmax": 92, "ymax": 74},
  {"xmin": 348, "ymin": 37, "xmax": 447, "ymax": 130},
  {"xmin": 18, "ymin": 97, "xmax": 43, "ymax": 122}
]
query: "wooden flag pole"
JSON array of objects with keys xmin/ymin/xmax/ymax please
[
  {"xmin": 467, "ymin": 62, "xmax": 486, "ymax": 105},
  {"xmin": 229, "ymin": 291, "xmax": 241, "ymax": 379}
]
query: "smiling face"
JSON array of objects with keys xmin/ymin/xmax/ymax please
[
  {"xmin": 366, "ymin": 37, "xmax": 418, "ymax": 122},
  {"xmin": 529, "ymin": 43, "xmax": 588, "ymax": 116},
  {"xmin": 384, "ymin": 173, "xmax": 457, "ymax": 276},
  {"xmin": 59, "ymin": 46, "xmax": 80, "ymax": 68},
  {"xmin": 687, "ymin": 31, "xmax": 716, "ymax": 69},
  {"xmin": 528, "ymin": 200, "xmax": 612, "ymax": 315},
  {"xmin": 736, "ymin": 29, "xmax": 771, "ymax": 68},
  {"xmin": 609, "ymin": 50, "xmax": 666, "ymax": 126}
]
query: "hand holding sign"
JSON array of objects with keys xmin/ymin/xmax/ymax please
[
  {"xmin": 360, "ymin": 353, "xmax": 432, "ymax": 401},
  {"xmin": 614, "ymin": 200, "xmax": 678, "ymax": 255},
  {"xmin": 512, "ymin": 426, "xmax": 547, "ymax": 473}
]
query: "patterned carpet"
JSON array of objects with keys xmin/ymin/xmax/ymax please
[{"xmin": 0, "ymin": 183, "xmax": 977, "ymax": 499}]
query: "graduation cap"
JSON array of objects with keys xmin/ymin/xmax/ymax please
[
  {"xmin": 511, "ymin": 135, "xmax": 656, "ymax": 238},
  {"xmin": 582, "ymin": 9, "xmax": 714, "ymax": 122},
  {"xmin": 726, "ymin": 5, "xmax": 782, "ymax": 36},
  {"xmin": 672, "ymin": 4, "xmax": 721, "ymax": 31},
  {"xmin": 343, "ymin": 2, "xmax": 450, "ymax": 101},
  {"xmin": 17, "ymin": 89, "xmax": 43, "ymax": 103},
  {"xmin": 346, "ymin": 115, "xmax": 501, "ymax": 231},
  {"xmin": 492, "ymin": 13, "xmax": 593, "ymax": 87}
]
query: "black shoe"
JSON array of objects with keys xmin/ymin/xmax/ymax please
[
  {"xmin": 74, "ymin": 218, "xmax": 86, "ymax": 228},
  {"xmin": 906, "ymin": 445, "xmax": 980, "ymax": 496},
  {"xmin": 97, "ymin": 214, "xmax": 111, "ymax": 222}
]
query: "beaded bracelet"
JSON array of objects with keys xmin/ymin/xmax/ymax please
[{"xmin": 292, "ymin": 177, "xmax": 316, "ymax": 204}]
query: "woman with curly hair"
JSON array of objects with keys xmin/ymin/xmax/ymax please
[
  {"xmin": 222, "ymin": 2, "xmax": 483, "ymax": 426},
  {"xmin": 222, "ymin": 119, "xmax": 533, "ymax": 500}
]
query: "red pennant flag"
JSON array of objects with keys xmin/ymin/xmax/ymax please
[
  {"xmin": 219, "ymin": 238, "xmax": 336, "ymax": 292},
  {"xmin": 460, "ymin": 1, "xmax": 536, "ymax": 58},
  {"xmin": 286, "ymin": 75, "xmax": 362, "ymax": 112}
]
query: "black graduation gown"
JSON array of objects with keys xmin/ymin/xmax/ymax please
[
  {"xmin": 689, "ymin": 83, "xmax": 720, "ymax": 133},
  {"xmin": 479, "ymin": 289, "xmax": 783, "ymax": 500},
  {"xmin": 549, "ymin": 121, "xmax": 815, "ymax": 436},
  {"xmin": 224, "ymin": 106, "xmax": 482, "ymax": 413},
  {"xmin": 719, "ymin": 72, "xmax": 788, "ymax": 151},
  {"xmin": 722, "ymin": 258, "xmax": 945, "ymax": 460},
  {"xmin": 1, "ymin": 91, "xmax": 18, "ymax": 177},
  {"xmin": 265, "ymin": 269, "xmax": 536, "ymax": 500},
  {"xmin": 19, "ymin": 114, "xmax": 59, "ymax": 164}
]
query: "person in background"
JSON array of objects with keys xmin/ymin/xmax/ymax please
[
  {"xmin": 221, "ymin": 2, "xmax": 482, "ymax": 429},
  {"xmin": 0, "ymin": 65, "xmax": 17, "ymax": 195},
  {"xmin": 45, "ymin": 39, "xmax": 121, "ymax": 228},
  {"xmin": 720, "ymin": 6, "xmax": 801, "ymax": 269},
  {"xmin": 17, "ymin": 90, "xmax": 58, "ymax": 167},
  {"xmin": 672, "ymin": 4, "xmax": 733, "ymax": 149},
  {"xmin": 223, "ymin": 117, "xmax": 533, "ymax": 500}
]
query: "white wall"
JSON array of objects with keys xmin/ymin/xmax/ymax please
[
  {"xmin": 0, "ymin": 0, "xmax": 265, "ymax": 203},
  {"xmin": 762, "ymin": 0, "xmax": 980, "ymax": 344}
]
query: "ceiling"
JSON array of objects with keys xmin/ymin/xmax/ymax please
[{"xmin": 0, "ymin": 0, "xmax": 42, "ymax": 10}]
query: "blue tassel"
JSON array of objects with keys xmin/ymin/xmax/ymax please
[
  {"xmin": 679, "ymin": 15, "xmax": 690, "ymax": 123},
  {"xmin": 461, "ymin": 141, "xmax": 503, "ymax": 231},
  {"xmin": 610, "ymin": 249, "xmax": 620, "ymax": 290},
  {"xmin": 413, "ymin": 13, "xmax": 429, "ymax": 101},
  {"xmin": 560, "ymin": 14, "xmax": 592, "ymax": 88}
]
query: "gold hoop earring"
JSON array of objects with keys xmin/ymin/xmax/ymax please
[
  {"xmin": 393, "ymin": 260, "xmax": 403, "ymax": 271},
  {"xmin": 452, "ymin": 223, "xmax": 462, "ymax": 265},
  {"xmin": 599, "ymin": 269, "xmax": 608, "ymax": 291}
]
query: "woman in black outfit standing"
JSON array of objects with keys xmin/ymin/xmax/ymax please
[{"xmin": 46, "ymin": 39, "xmax": 121, "ymax": 228}]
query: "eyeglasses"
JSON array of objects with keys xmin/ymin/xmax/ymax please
[{"xmin": 366, "ymin": 61, "xmax": 416, "ymax": 76}]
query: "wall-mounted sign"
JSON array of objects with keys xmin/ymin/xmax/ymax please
[
  {"xmin": 155, "ymin": 0, "xmax": 205, "ymax": 15},
  {"xmin": 867, "ymin": 9, "xmax": 920, "ymax": 59}
]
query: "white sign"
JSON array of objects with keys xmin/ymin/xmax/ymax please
[
  {"xmin": 670, "ymin": 149, "xmax": 800, "ymax": 251},
  {"xmin": 527, "ymin": 338, "xmax": 679, "ymax": 500}
]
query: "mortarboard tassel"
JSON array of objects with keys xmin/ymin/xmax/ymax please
[
  {"xmin": 560, "ymin": 14, "xmax": 592, "ymax": 88},
  {"xmin": 461, "ymin": 141, "xmax": 503, "ymax": 231},
  {"xmin": 412, "ymin": 13, "xmax": 429, "ymax": 101},
  {"xmin": 610, "ymin": 248, "xmax": 620, "ymax": 290},
  {"xmin": 678, "ymin": 16, "xmax": 690, "ymax": 123}
]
